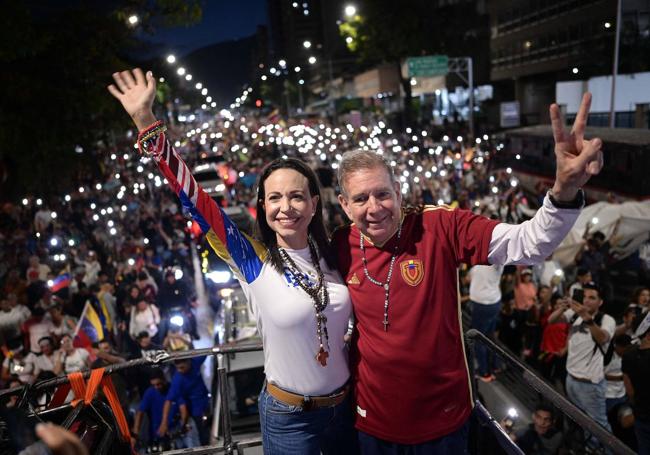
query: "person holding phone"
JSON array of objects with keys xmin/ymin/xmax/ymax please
[{"xmin": 547, "ymin": 282, "xmax": 615, "ymax": 449}]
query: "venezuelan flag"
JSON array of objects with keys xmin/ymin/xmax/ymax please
[
  {"xmin": 73, "ymin": 301, "xmax": 105, "ymax": 348},
  {"xmin": 49, "ymin": 273, "xmax": 71, "ymax": 292}
]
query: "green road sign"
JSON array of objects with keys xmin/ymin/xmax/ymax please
[{"xmin": 407, "ymin": 55, "xmax": 448, "ymax": 78}]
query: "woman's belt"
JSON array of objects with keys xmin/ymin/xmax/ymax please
[{"xmin": 266, "ymin": 382, "xmax": 349, "ymax": 411}]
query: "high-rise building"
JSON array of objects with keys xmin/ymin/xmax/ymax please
[{"xmin": 488, "ymin": 0, "xmax": 650, "ymax": 125}]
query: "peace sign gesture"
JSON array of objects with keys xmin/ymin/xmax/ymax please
[
  {"xmin": 549, "ymin": 92, "xmax": 604, "ymax": 201},
  {"xmin": 107, "ymin": 68, "xmax": 157, "ymax": 131}
]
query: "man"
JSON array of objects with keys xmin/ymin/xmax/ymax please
[
  {"xmin": 468, "ymin": 264, "xmax": 504, "ymax": 382},
  {"xmin": 130, "ymin": 331, "xmax": 164, "ymax": 396},
  {"xmin": 547, "ymin": 282, "xmax": 615, "ymax": 446},
  {"xmin": 91, "ymin": 339, "xmax": 130, "ymax": 420},
  {"xmin": 54, "ymin": 334, "xmax": 90, "ymax": 374},
  {"xmin": 333, "ymin": 93, "xmax": 603, "ymax": 451},
  {"xmin": 133, "ymin": 369, "xmax": 195, "ymax": 449},
  {"xmin": 23, "ymin": 336, "xmax": 57, "ymax": 382},
  {"xmin": 0, "ymin": 295, "xmax": 31, "ymax": 351},
  {"xmin": 159, "ymin": 357, "xmax": 210, "ymax": 445},
  {"xmin": 622, "ymin": 312, "xmax": 650, "ymax": 455},
  {"xmin": 22, "ymin": 306, "xmax": 54, "ymax": 354},
  {"xmin": 511, "ymin": 403, "xmax": 564, "ymax": 455},
  {"xmin": 568, "ymin": 267, "xmax": 592, "ymax": 298}
]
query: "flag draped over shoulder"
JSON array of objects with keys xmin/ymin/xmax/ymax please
[{"xmin": 73, "ymin": 301, "xmax": 105, "ymax": 349}]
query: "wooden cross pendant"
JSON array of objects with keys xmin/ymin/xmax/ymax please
[{"xmin": 316, "ymin": 347, "xmax": 329, "ymax": 366}]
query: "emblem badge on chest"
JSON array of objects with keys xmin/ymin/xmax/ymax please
[{"xmin": 400, "ymin": 259, "xmax": 424, "ymax": 286}]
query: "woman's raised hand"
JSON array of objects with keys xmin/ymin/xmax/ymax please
[{"xmin": 108, "ymin": 68, "xmax": 157, "ymax": 131}]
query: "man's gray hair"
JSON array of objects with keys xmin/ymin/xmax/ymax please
[{"xmin": 337, "ymin": 149, "xmax": 395, "ymax": 197}]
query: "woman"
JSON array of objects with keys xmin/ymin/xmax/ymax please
[
  {"xmin": 129, "ymin": 298, "xmax": 161, "ymax": 341},
  {"xmin": 108, "ymin": 68, "xmax": 356, "ymax": 454}
]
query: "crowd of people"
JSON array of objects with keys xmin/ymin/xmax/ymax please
[{"xmin": 0, "ymin": 71, "xmax": 648, "ymax": 454}]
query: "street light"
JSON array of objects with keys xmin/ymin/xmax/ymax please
[
  {"xmin": 308, "ymin": 56, "xmax": 317, "ymax": 64},
  {"xmin": 303, "ymin": 40, "xmax": 312, "ymax": 49},
  {"xmin": 261, "ymin": 75, "xmax": 268, "ymax": 81},
  {"xmin": 128, "ymin": 14, "xmax": 139, "ymax": 25},
  {"xmin": 185, "ymin": 74, "xmax": 192, "ymax": 81},
  {"xmin": 279, "ymin": 59, "xmax": 287, "ymax": 68},
  {"xmin": 294, "ymin": 66, "xmax": 301, "ymax": 73},
  {"xmin": 177, "ymin": 67, "xmax": 186, "ymax": 76},
  {"xmin": 195, "ymin": 82, "xmax": 202, "ymax": 90},
  {"xmin": 572, "ymin": 67, "xmax": 579, "ymax": 74},
  {"xmin": 166, "ymin": 54, "xmax": 176, "ymax": 64},
  {"xmin": 345, "ymin": 36, "xmax": 353, "ymax": 44},
  {"xmin": 605, "ymin": 22, "xmax": 612, "ymax": 29},
  {"xmin": 344, "ymin": 5, "xmax": 356, "ymax": 17}
]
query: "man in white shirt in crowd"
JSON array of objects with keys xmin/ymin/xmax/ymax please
[
  {"xmin": 25, "ymin": 255, "xmax": 51, "ymax": 283},
  {"xmin": 23, "ymin": 307, "xmax": 55, "ymax": 354},
  {"xmin": 568, "ymin": 267, "xmax": 592, "ymax": 298},
  {"xmin": 0, "ymin": 295, "xmax": 31, "ymax": 349},
  {"xmin": 24, "ymin": 336, "xmax": 57, "ymax": 382},
  {"xmin": 468, "ymin": 264, "xmax": 504, "ymax": 382},
  {"xmin": 548, "ymin": 282, "xmax": 615, "ymax": 448},
  {"xmin": 54, "ymin": 334, "xmax": 90, "ymax": 375}
]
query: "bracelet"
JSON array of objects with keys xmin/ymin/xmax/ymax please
[
  {"xmin": 137, "ymin": 120, "xmax": 167, "ymax": 156},
  {"xmin": 548, "ymin": 189, "xmax": 585, "ymax": 209}
]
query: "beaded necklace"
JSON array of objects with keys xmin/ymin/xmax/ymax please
[
  {"xmin": 278, "ymin": 239, "xmax": 330, "ymax": 366},
  {"xmin": 360, "ymin": 222, "xmax": 402, "ymax": 332}
]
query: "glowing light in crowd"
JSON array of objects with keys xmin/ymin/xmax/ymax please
[
  {"xmin": 166, "ymin": 54, "xmax": 176, "ymax": 64},
  {"xmin": 128, "ymin": 15, "xmax": 139, "ymax": 25},
  {"xmin": 344, "ymin": 5, "xmax": 357, "ymax": 17}
]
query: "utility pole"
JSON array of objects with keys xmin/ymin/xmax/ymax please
[{"xmin": 609, "ymin": 0, "xmax": 622, "ymax": 128}]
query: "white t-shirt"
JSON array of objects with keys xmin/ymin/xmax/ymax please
[
  {"xmin": 605, "ymin": 352, "xmax": 626, "ymax": 399},
  {"xmin": 469, "ymin": 265, "xmax": 503, "ymax": 304},
  {"xmin": 2, "ymin": 356, "xmax": 34, "ymax": 383},
  {"xmin": 564, "ymin": 309, "xmax": 616, "ymax": 383},
  {"xmin": 27, "ymin": 320, "xmax": 55, "ymax": 353},
  {"xmin": 23, "ymin": 352, "xmax": 56, "ymax": 380},
  {"xmin": 0, "ymin": 306, "xmax": 31, "ymax": 340},
  {"xmin": 60, "ymin": 348, "xmax": 90, "ymax": 373},
  {"xmin": 243, "ymin": 247, "xmax": 352, "ymax": 396},
  {"xmin": 129, "ymin": 304, "xmax": 160, "ymax": 338}
]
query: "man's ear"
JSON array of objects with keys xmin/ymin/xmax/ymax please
[
  {"xmin": 393, "ymin": 181, "xmax": 402, "ymax": 204},
  {"xmin": 338, "ymin": 194, "xmax": 352, "ymax": 219}
]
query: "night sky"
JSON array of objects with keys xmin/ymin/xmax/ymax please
[{"xmin": 147, "ymin": 0, "xmax": 269, "ymax": 56}]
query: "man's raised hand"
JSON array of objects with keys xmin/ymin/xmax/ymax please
[{"xmin": 550, "ymin": 92, "xmax": 604, "ymax": 201}]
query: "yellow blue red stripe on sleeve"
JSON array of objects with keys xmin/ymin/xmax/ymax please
[{"xmin": 149, "ymin": 132, "xmax": 265, "ymax": 284}]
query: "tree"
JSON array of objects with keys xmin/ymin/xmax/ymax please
[{"xmin": 0, "ymin": 1, "xmax": 200, "ymax": 200}]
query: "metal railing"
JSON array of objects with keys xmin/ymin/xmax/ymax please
[
  {"xmin": 1, "ymin": 334, "xmax": 635, "ymax": 454},
  {"xmin": 465, "ymin": 329, "xmax": 636, "ymax": 455}
]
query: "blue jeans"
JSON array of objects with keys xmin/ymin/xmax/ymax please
[
  {"xmin": 470, "ymin": 301, "xmax": 501, "ymax": 376},
  {"xmin": 358, "ymin": 418, "xmax": 469, "ymax": 454},
  {"xmin": 566, "ymin": 376, "xmax": 611, "ymax": 449},
  {"xmin": 636, "ymin": 418, "xmax": 650, "ymax": 455},
  {"xmin": 259, "ymin": 385, "xmax": 359, "ymax": 455}
]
